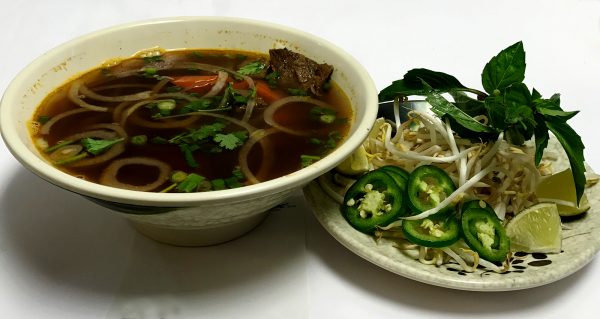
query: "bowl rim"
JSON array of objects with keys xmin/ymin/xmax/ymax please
[{"xmin": 0, "ymin": 16, "xmax": 378, "ymax": 207}]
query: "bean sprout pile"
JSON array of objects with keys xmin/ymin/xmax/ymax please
[{"xmin": 320, "ymin": 101, "xmax": 562, "ymax": 273}]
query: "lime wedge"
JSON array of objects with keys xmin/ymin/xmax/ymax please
[
  {"xmin": 336, "ymin": 145, "xmax": 369, "ymax": 175},
  {"xmin": 535, "ymin": 168, "xmax": 590, "ymax": 217},
  {"xmin": 505, "ymin": 203, "xmax": 562, "ymax": 253}
]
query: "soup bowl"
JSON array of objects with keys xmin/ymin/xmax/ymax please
[{"xmin": 0, "ymin": 17, "xmax": 378, "ymax": 246}]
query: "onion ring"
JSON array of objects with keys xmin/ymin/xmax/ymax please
[
  {"xmin": 263, "ymin": 96, "xmax": 333, "ymax": 136},
  {"xmin": 99, "ymin": 157, "xmax": 171, "ymax": 192}
]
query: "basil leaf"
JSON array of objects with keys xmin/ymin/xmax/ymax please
[
  {"xmin": 379, "ymin": 68, "xmax": 467, "ymax": 101},
  {"xmin": 378, "ymin": 79, "xmax": 431, "ymax": 101},
  {"xmin": 534, "ymin": 94, "xmax": 579, "ymax": 121},
  {"xmin": 533, "ymin": 115, "xmax": 549, "ymax": 166},
  {"xmin": 546, "ymin": 120, "xmax": 586, "ymax": 204},
  {"xmin": 504, "ymin": 83, "xmax": 535, "ymax": 129},
  {"xmin": 483, "ymin": 95, "xmax": 507, "ymax": 130},
  {"xmin": 481, "ymin": 41, "xmax": 526, "ymax": 94},
  {"xmin": 404, "ymin": 68, "xmax": 466, "ymax": 90},
  {"xmin": 426, "ymin": 92, "xmax": 495, "ymax": 133},
  {"xmin": 449, "ymin": 91, "xmax": 487, "ymax": 116}
]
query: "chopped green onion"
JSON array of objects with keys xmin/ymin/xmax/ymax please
[
  {"xmin": 170, "ymin": 170, "xmax": 188, "ymax": 183},
  {"xmin": 44, "ymin": 139, "xmax": 75, "ymax": 153},
  {"xmin": 37, "ymin": 115, "xmax": 51, "ymax": 124},
  {"xmin": 131, "ymin": 135, "xmax": 148, "ymax": 146},
  {"xmin": 225, "ymin": 176, "xmax": 242, "ymax": 188},
  {"xmin": 319, "ymin": 114, "xmax": 336, "ymax": 124},
  {"xmin": 211, "ymin": 179, "xmax": 227, "ymax": 190},
  {"xmin": 53, "ymin": 152, "xmax": 88, "ymax": 166},
  {"xmin": 150, "ymin": 136, "xmax": 168, "ymax": 144},
  {"xmin": 301, "ymin": 155, "xmax": 321, "ymax": 168}
]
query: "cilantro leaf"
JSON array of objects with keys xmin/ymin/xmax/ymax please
[
  {"xmin": 481, "ymin": 41, "xmax": 526, "ymax": 94},
  {"xmin": 213, "ymin": 131, "xmax": 248, "ymax": 150},
  {"xmin": 266, "ymin": 71, "xmax": 280, "ymax": 87},
  {"xmin": 178, "ymin": 98, "xmax": 216, "ymax": 114},
  {"xmin": 237, "ymin": 61, "xmax": 266, "ymax": 75},
  {"xmin": 169, "ymin": 122, "xmax": 226, "ymax": 144},
  {"xmin": 301, "ymin": 155, "xmax": 321, "ymax": 168},
  {"xmin": 176, "ymin": 173, "xmax": 205, "ymax": 193},
  {"xmin": 81, "ymin": 137, "xmax": 124, "ymax": 155}
]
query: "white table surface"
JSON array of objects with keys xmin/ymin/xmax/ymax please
[{"xmin": 2, "ymin": 0, "xmax": 600, "ymax": 318}]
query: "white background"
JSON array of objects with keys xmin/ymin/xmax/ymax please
[{"xmin": 2, "ymin": 0, "xmax": 600, "ymax": 318}]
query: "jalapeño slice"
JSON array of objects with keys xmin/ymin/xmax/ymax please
[
  {"xmin": 379, "ymin": 165, "xmax": 410, "ymax": 186},
  {"xmin": 341, "ymin": 169, "xmax": 406, "ymax": 234},
  {"xmin": 407, "ymin": 165, "xmax": 456, "ymax": 214},
  {"xmin": 402, "ymin": 212, "xmax": 460, "ymax": 248},
  {"xmin": 461, "ymin": 202, "xmax": 510, "ymax": 263}
]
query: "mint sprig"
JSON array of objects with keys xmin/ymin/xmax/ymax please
[{"xmin": 378, "ymin": 41, "xmax": 586, "ymax": 204}]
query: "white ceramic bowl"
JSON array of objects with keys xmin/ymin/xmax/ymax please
[{"xmin": 0, "ymin": 17, "xmax": 378, "ymax": 246}]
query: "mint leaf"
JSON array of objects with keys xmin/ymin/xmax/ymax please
[
  {"xmin": 481, "ymin": 41, "xmax": 526, "ymax": 94},
  {"xmin": 546, "ymin": 120, "xmax": 586, "ymax": 204},
  {"xmin": 81, "ymin": 137, "xmax": 124, "ymax": 155}
]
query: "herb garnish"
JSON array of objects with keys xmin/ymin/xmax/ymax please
[
  {"xmin": 237, "ymin": 61, "xmax": 267, "ymax": 75},
  {"xmin": 378, "ymin": 41, "xmax": 586, "ymax": 203},
  {"xmin": 81, "ymin": 137, "xmax": 124, "ymax": 155},
  {"xmin": 168, "ymin": 121, "xmax": 249, "ymax": 168}
]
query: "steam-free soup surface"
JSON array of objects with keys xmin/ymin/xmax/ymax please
[{"xmin": 31, "ymin": 49, "xmax": 352, "ymax": 193}]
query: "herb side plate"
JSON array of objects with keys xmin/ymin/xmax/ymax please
[{"xmin": 303, "ymin": 141, "xmax": 600, "ymax": 291}]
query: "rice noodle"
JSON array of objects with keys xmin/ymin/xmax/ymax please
[
  {"xmin": 40, "ymin": 108, "xmax": 94, "ymax": 135},
  {"xmin": 263, "ymin": 96, "xmax": 334, "ymax": 136},
  {"xmin": 99, "ymin": 157, "xmax": 171, "ymax": 192}
]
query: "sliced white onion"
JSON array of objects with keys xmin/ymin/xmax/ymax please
[
  {"xmin": 263, "ymin": 96, "xmax": 333, "ymax": 136},
  {"xmin": 68, "ymin": 80, "xmax": 109, "ymax": 112},
  {"xmin": 79, "ymin": 82, "xmax": 153, "ymax": 102},
  {"xmin": 128, "ymin": 113, "xmax": 199, "ymax": 129},
  {"xmin": 238, "ymin": 128, "xmax": 279, "ymax": 184},
  {"xmin": 163, "ymin": 112, "xmax": 257, "ymax": 133},
  {"xmin": 62, "ymin": 128, "xmax": 126, "ymax": 168},
  {"xmin": 202, "ymin": 71, "xmax": 228, "ymax": 98},
  {"xmin": 99, "ymin": 157, "xmax": 171, "ymax": 192},
  {"xmin": 49, "ymin": 145, "xmax": 83, "ymax": 161}
]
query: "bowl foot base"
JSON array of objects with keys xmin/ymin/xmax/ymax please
[{"xmin": 129, "ymin": 212, "xmax": 269, "ymax": 246}]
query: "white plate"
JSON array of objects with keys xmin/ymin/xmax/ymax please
[{"xmin": 303, "ymin": 140, "xmax": 600, "ymax": 291}]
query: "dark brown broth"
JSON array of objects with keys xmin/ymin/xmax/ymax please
[{"xmin": 31, "ymin": 49, "xmax": 353, "ymax": 191}]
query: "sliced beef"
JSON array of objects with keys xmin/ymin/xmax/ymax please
[{"xmin": 269, "ymin": 48, "xmax": 333, "ymax": 96}]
